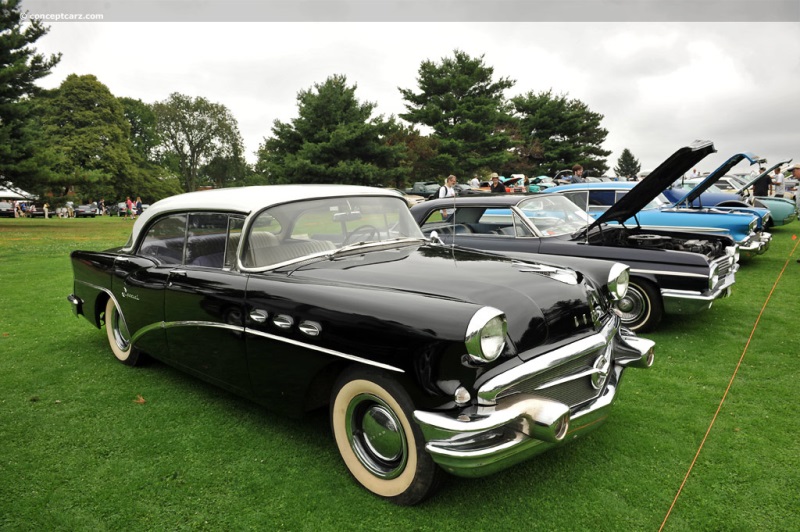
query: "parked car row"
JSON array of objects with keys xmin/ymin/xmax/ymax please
[{"xmin": 65, "ymin": 141, "xmax": 793, "ymax": 505}]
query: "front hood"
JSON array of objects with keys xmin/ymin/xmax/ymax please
[
  {"xmin": 673, "ymin": 152, "xmax": 760, "ymax": 206},
  {"xmin": 737, "ymin": 158, "xmax": 792, "ymax": 194},
  {"xmin": 590, "ymin": 140, "xmax": 716, "ymax": 230},
  {"xmin": 286, "ymin": 244, "xmax": 608, "ymax": 351}
]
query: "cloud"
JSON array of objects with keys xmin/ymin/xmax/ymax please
[{"xmin": 32, "ymin": 20, "xmax": 800, "ymax": 171}]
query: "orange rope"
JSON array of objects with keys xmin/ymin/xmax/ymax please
[{"xmin": 659, "ymin": 235, "xmax": 800, "ymax": 531}]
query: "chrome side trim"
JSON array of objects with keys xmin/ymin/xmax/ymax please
[
  {"xmin": 246, "ymin": 327, "xmax": 404, "ymax": 374},
  {"xmin": 628, "ymin": 268, "xmax": 708, "ymax": 279},
  {"xmin": 74, "ymin": 280, "xmax": 129, "ymax": 332}
]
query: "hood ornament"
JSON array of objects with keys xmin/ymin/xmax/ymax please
[{"xmin": 511, "ymin": 260, "xmax": 578, "ymax": 285}]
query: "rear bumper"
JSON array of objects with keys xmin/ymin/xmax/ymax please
[
  {"xmin": 67, "ymin": 294, "xmax": 83, "ymax": 317},
  {"xmin": 412, "ymin": 325, "xmax": 654, "ymax": 478}
]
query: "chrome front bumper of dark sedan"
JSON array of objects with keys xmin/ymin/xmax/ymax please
[{"xmin": 413, "ymin": 321, "xmax": 654, "ymax": 478}]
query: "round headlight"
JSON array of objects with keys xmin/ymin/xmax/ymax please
[
  {"xmin": 607, "ymin": 263, "xmax": 630, "ymax": 300},
  {"xmin": 465, "ymin": 307, "xmax": 507, "ymax": 363}
]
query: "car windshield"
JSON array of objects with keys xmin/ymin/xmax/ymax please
[
  {"xmin": 243, "ymin": 195, "xmax": 424, "ymax": 268},
  {"xmin": 515, "ymin": 195, "xmax": 594, "ymax": 236},
  {"xmin": 675, "ymin": 179, "xmax": 724, "ymax": 193}
]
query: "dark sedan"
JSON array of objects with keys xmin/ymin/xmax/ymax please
[
  {"xmin": 411, "ymin": 190, "xmax": 739, "ymax": 332},
  {"xmin": 68, "ymin": 185, "xmax": 653, "ymax": 504}
]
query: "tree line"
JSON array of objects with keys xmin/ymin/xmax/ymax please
[{"xmin": 1, "ymin": 0, "xmax": 639, "ymax": 206}]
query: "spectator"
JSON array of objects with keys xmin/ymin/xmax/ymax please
[
  {"xmin": 437, "ymin": 175, "xmax": 457, "ymax": 217},
  {"xmin": 469, "ymin": 175, "xmax": 480, "ymax": 188},
  {"xmin": 752, "ymin": 169, "xmax": 771, "ymax": 197},
  {"xmin": 43, "ymin": 203, "xmax": 50, "ymax": 219},
  {"xmin": 489, "ymin": 173, "xmax": 506, "ymax": 193},
  {"xmin": 772, "ymin": 167, "xmax": 785, "ymax": 197},
  {"xmin": 570, "ymin": 164, "xmax": 584, "ymax": 184},
  {"xmin": 125, "ymin": 196, "xmax": 133, "ymax": 220},
  {"xmin": 135, "ymin": 196, "xmax": 143, "ymax": 217}
]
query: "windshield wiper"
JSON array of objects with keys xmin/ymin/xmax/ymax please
[{"xmin": 329, "ymin": 237, "xmax": 426, "ymax": 259}]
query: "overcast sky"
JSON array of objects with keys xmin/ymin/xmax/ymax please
[{"xmin": 23, "ymin": 1, "xmax": 800, "ymax": 176}]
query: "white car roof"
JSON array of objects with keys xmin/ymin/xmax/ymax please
[{"xmin": 124, "ymin": 185, "xmax": 399, "ymax": 251}]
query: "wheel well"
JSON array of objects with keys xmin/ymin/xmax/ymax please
[{"xmin": 93, "ymin": 292, "xmax": 111, "ymax": 330}]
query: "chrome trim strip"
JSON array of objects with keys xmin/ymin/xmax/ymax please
[
  {"xmin": 246, "ymin": 327, "xmax": 404, "ymax": 374},
  {"xmin": 76, "ymin": 280, "xmax": 403, "ymax": 374},
  {"xmin": 628, "ymin": 268, "xmax": 708, "ymax": 279}
]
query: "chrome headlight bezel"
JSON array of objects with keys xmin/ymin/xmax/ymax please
[
  {"xmin": 465, "ymin": 307, "xmax": 507, "ymax": 364},
  {"xmin": 607, "ymin": 263, "xmax": 630, "ymax": 301}
]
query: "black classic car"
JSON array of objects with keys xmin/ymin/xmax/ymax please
[
  {"xmin": 411, "ymin": 145, "xmax": 740, "ymax": 333},
  {"xmin": 68, "ymin": 185, "xmax": 654, "ymax": 504}
]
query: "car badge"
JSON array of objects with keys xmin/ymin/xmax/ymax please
[{"xmin": 591, "ymin": 351, "xmax": 612, "ymax": 390}]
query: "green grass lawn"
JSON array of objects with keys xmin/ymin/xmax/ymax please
[{"xmin": 1, "ymin": 216, "xmax": 799, "ymax": 530}]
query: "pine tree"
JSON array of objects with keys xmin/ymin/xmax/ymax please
[
  {"xmin": 399, "ymin": 50, "xmax": 515, "ymax": 178},
  {"xmin": 257, "ymin": 74, "xmax": 406, "ymax": 186},
  {"xmin": 613, "ymin": 148, "xmax": 642, "ymax": 179}
]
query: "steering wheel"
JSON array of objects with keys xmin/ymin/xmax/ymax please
[{"xmin": 343, "ymin": 224, "xmax": 380, "ymax": 245}]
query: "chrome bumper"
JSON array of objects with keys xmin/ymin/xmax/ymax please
[
  {"xmin": 412, "ymin": 327, "xmax": 654, "ymax": 478},
  {"xmin": 738, "ymin": 231, "xmax": 771, "ymax": 258},
  {"xmin": 661, "ymin": 267, "xmax": 737, "ymax": 315}
]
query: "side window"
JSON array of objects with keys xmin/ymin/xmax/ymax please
[
  {"xmin": 588, "ymin": 190, "xmax": 616, "ymax": 207},
  {"xmin": 561, "ymin": 191, "xmax": 588, "ymax": 211},
  {"xmin": 224, "ymin": 217, "xmax": 245, "ymax": 269},
  {"xmin": 614, "ymin": 191, "xmax": 629, "ymax": 203},
  {"xmin": 242, "ymin": 214, "xmax": 283, "ymax": 268},
  {"xmin": 185, "ymin": 213, "xmax": 232, "ymax": 268},
  {"xmin": 139, "ymin": 214, "xmax": 187, "ymax": 264}
]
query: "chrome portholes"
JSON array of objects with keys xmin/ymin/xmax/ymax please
[
  {"xmin": 272, "ymin": 314, "xmax": 294, "ymax": 329},
  {"xmin": 299, "ymin": 320, "xmax": 322, "ymax": 337}
]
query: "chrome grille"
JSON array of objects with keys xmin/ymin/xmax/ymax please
[
  {"xmin": 497, "ymin": 349, "xmax": 605, "ymax": 409},
  {"xmin": 712, "ymin": 255, "xmax": 733, "ymax": 278}
]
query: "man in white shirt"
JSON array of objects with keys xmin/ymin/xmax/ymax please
[
  {"xmin": 438, "ymin": 174, "xmax": 457, "ymax": 217},
  {"xmin": 772, "ymin": 167, "xmax": 785, "ymax": 197}
]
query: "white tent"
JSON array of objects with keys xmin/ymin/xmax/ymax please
[{"xmin": 0, "ymin": 186, "xmax": 32, "ymax": 200}]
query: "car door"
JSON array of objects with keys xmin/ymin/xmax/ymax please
[{"xmin": 158, "ymin": 212, "xmax": 251, "ymax": 395}]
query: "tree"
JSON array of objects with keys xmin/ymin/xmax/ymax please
[
  {"xmin": 257, "ymin": 74, "xmax": 407, "ymax": 186},
  {"xmin": 28, "ymin": 74, "xmax": 133, "ymax": 201},
  {"xmin": 399, "ymin": 50, "xmax": 515, "ymax": 178},
  {"xmin": 383, "ymin": 124, "xmax": 441, "ymax": 186},
  {"xmin": 153, "ymin": 93, "xmax": 244, "ymax": 192},
  {"xmin": 613, "ymin": 148, "xmax": 641, "ymax": 179},
  {"xmin": 510, "ymin": 90, "xmax": 611, "ymax": 176},
  {"xmin": 118, "ymin": 96, "xmax": 183, "ymax": 202},
  {"xmin": 0, "ymin": 0, "xmax": 61, "ymax": 188}
]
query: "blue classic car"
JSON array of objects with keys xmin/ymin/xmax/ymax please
[
  {"xmin": 67, "ymin": 185, "xmax": 653, "ymax": 504},
  {"xmin": 546, "ymin": 142, "xmax": 770, "ymax": 258},
  {"xmin": 662, "ymin": 152, "xmax": 772, "ymax": 229},
  {"xmin": 671, "ymin": 159, "xmax": 798, "ymax": 227}
]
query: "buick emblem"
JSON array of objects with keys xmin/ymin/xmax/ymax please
[{"xmin": 591, "ymin": 352, "xmax": 611, "ymax": 390}]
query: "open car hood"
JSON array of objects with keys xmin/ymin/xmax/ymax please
[
  {"xmin": 736, "ymin": 158, "xmax": 793, "ymax": 194},
  {"xmin": 671, "ymin": 152, "xmax": 761, "ymax": 206},
  {"xmin": 589, "ymin": 140, "xmax": 716, "ymax": 230}
]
